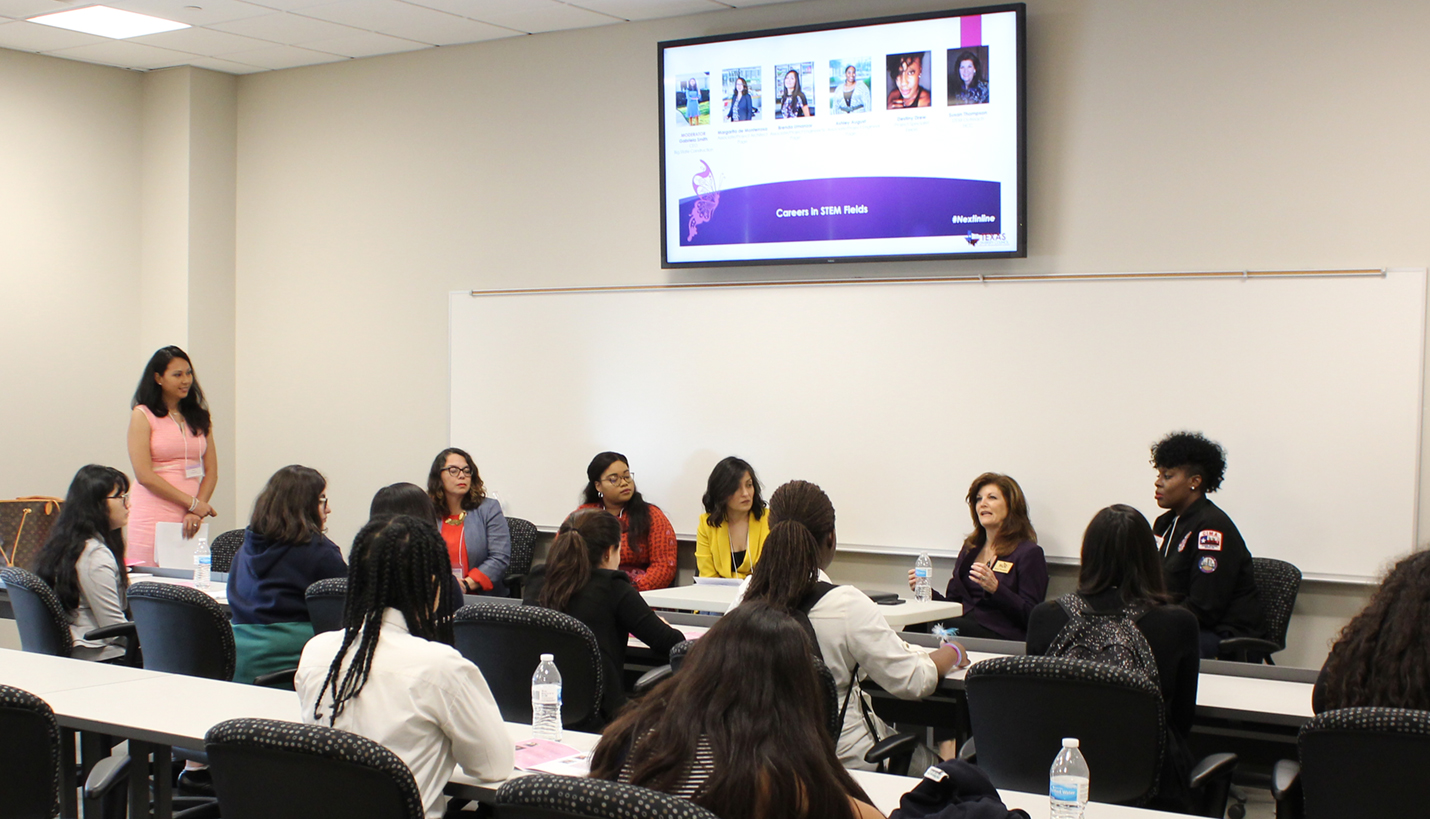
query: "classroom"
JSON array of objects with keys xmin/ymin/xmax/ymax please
[{"xmin": 2, "ymin": 0, "xmax": 1429, "ymax": 815}]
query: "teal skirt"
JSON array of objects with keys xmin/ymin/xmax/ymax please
[{"xmin": 231, "ymin": 621, "xmax": 314, "ymax": 689}]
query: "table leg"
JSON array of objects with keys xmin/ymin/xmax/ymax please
[
  {"xmin": 60, "ymin": 728, "xmax": 78, "ymax": 819},
  {"xmin": 79, "ymin": 732, "xmax": 107, "ymax": 819},
  {"xmin": 128, "ymin": 740, "xmax": 151, "ymax": 819},
  {"xmin": 153, "ymin": 747, "xmax": 173, "ymax": 819}
]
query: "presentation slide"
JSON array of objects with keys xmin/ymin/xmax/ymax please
[{"xmin": 660, "ymin": 6, "xmax": 1024, "ymax": 266}]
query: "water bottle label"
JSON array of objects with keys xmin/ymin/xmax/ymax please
[
  {"xmin": 533, "ymin": 684, "xmax": 560, "ymax": 704},
  {"xmin": 1050, "ymin": 780, "xmax": 1088, "ymax": 803},
  {"xmin": 915, "ymin": 568, "xmax": 930, "ymax": 578},
  {"xmin": 198, "ymin": 556, "xmax": 210, "ymax": 566}
]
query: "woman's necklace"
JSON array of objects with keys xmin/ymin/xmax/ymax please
[{"xmin": 445, "ymin": 510, "xmax": 466, "ymax": 525}]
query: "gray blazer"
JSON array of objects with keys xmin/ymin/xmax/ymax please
[
  {"xmin": 71, "ymin": 538, "xmax": 128, "ymax": 661},
  {"xmin": 460, "ymin": 496, "xmax": 511, "ymax": 593}
]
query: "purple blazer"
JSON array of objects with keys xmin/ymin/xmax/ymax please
[{"xmin": 933, "ymin": 540, "xmax": 1049, "ymax": 640}]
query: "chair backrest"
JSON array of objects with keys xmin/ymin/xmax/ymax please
[
  {"xmin": 1252, "ymin": 557, "xmax": 1301, "ymax": 650},
  {"xmin": 1, "ymin": 567, "xmax": 74, "ymax": 657},
  {"xmin": 0, "ymin": 684, "xmax": 61, "ymax": 819},
  {"xmin": 305, "ymin": 577, "xmax": 348, "ymax": 635},
  {"xmin": 666, "ymin": 639, "xmax": 696, "ymax": 672},
  {"xmin": 1298, "ymin": 707, "xmax": 1430, "ymax": 817},
  {"xmin": 451, "ymin": 603, "xmax": 604, "ymax": 731},
  {"xmin": 209, "ymin": 528, "xmax": 246, "ymax": 574},
  {"xmin": 506, "ymin": 517, "xmax": 538, "ymax": 577},
  {"xmin": 965, "ymin": 655, "xmax": 1165, "ymax": 805},
  {"xmin": 127, "ymin": 581, "xmax": 235, "ymax": 680},
  {"xmin": 495, "ymin": 774, "xmax": 721, "ymax": 819},
  {"xmin": 205, "ymin": 718, "xmax": 424, "ymax": 819}
]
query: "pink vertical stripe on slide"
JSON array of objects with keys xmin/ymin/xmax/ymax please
[{"xmin": 961, "ymin": 14, "xmax": 982, "ymax": 47}]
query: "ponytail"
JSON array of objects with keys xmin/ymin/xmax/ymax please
[
  {"xmin": 742, "ymin": 520, "xmax": 821, "ymax": 610},
  {"xmin": 539, "ymin": 530, "xmax": 595, "ymax": 612}
]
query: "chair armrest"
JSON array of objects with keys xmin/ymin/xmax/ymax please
[
  {"xmin": 864, "ymin": 732, "xmax": 921, "ymax": 768},
  {"xmin": 84, "ymin": 754, "xmax": 130, "ymax": 799},
  {"xmin": 173, "ymin": 800, "xmax": 222, "ymax": 819},
  {"xmin": 1271, "ymin": 759, "xmax": 1300, "ymax": 802},
  {"xmin": 253, "ymin": 667, "xmax": 298, "ymax": 688},
  {"xmin": 957, "ymin": 737, "xmax": 976, "ymax": 762},
  {"xmin": 83, "ymin": 622, "xmax": 137, "ymax": 641},
  {"xmin": 505, "ymin": 574, "xmax": 525, "ymax": 598},
  {"xmin": 1189, "ymin": 752, "xmax": 1238, "ymax": 790},
  {"xmin": 633, "ymin": 665, "xmax": 673, "ymax": 695},
  {"xmin": 1218, "ymin": 637, "xmax": 1281, "ymax": 657}
]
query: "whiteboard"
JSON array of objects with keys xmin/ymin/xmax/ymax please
[{"xmin": 450, "ymin": 271, "xmax": 1425, "ymax": 581}]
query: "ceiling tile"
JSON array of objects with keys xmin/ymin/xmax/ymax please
[
  {"xmin": 410, "ymin": 0, "xmax": 617, "ymax": 32},
  {"xmin": 568, "ymin": 0, "xmax": 727, "ymax": 22},
  {"xmin": 44, "ymin": 39, "xmax": 199, "ymax": 69},
  {"xmin": 296, "ymin": 0, "xmax": 514, "ymax": 46},
  {"xmin": 187, "ymin": 53, "xmax": 268, "ymax": 72},
  {"xmin": 0, "ymin": 18, "xmax": 108, "ymax": 50},
  {"xmin": 295, "ymin": 27, "xmax": 427, "ymax": 56},
  {"xmin": 0, "ymin": 0, "xmax": 68, "ymax": 20},
  {"xmin": 209, "ymin": 10, "xmax": 362, "ymax": 44},
  {"xmin": 218, "ymin": 41, "xmax": 343, "ymax": 67},
  {"xmin": 130, "ymin": 25, "xmax": 277, "ymax": 53},
  {"xmin": 104, "ymin": 0, "xmax": 276, "ymax": 25}
]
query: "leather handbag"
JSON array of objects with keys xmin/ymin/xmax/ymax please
[{"xmin": 0, "ymin": 497, "xmax": 64, "ymax": 568}]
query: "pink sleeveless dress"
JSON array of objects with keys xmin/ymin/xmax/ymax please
[{"xmin": 126, "ymin": 405, "xmax": 207, "ymax": 567}]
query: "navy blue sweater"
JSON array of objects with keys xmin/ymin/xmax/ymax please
[{"xmin": 227, "ymin": 529, "xmax": 346, "ymax": 625}]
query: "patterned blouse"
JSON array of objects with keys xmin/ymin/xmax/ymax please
[{"xmin": 574, "ymin": 502, "xmax": 678, "ymax": 591}]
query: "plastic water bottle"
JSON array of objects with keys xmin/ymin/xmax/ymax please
[
  {"xmin": 1050, "ymin": 737, "xmax": 1090, "ymax": 818},
  {"xmin": 192, "ymin": 537, "xmax": 211, "ymax": 591},
  {"xmin": 913, "ymin": 551, "xmax": 932, "ymax": 603},
  {"xmin": 531, "ymin": 654, "xmax": 563, "ymax": 741}
]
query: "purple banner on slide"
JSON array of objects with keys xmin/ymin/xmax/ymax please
[{"xmin": 677, "ymin": 176, "xmax": 1000, "ymax": 246}]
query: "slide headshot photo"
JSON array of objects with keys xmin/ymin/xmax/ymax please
[
  {"xmin": 722, "ymin": 68, "xmax": 761, "ymax": 122},
  {"xmin": 828, "ymin": 58, "xmax": 872, "ymax": 115},
  {"xmin": 948, "ymin": 46, "xmax": 990, "ymax": 105},
  {"xmin": 885, "ymin": 51, "xmax": 933, "ymax": 109},
  {"xmin": 677, "ymin": 72, "xmax": 710, "ymax": 126},
  {"xmin": 773, "ymin": 62, "xmax": 815, "ymax": 119}
]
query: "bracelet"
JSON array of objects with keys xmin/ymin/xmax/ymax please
[
  {"xmin": 188, "ymin": 497, "xmax": 198, "ymax": 513},
  {"xmin": 943, "ymin": 641, "xmax": 966, "ymax": 668}
]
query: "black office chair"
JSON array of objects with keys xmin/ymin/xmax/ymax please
[
  {"xmin": 2, "ymin": 566, "xmax": 140, "ymax": 665},
  {"xmin": 494, "ymin": 774, "xmax": 721, "ymax": 819},
  {"xmin": 209, "ymin": 528, "xmax": 245, "ymax": 574},
  {"xmin": 1219, "ymin": 557, "xmax": 1302, "ymax": 664},
  {"xmin": 128, "ymin": 581, "xmax": 237, "ymax": 681},
  {"xmin": 205, "ymin": 718, "xmax": 424, "ymax": 819},
  {"xmin": 1269, "ymin": 706, "xmax": 1430, "ymax": 819},
  {"xmin": 965, "ymin": 656, "xmax": 1237, "ymax": 816},
  {"xmin": 0, "ymin": 684, "xmax": 62, "ymax": 819},
  {"xmin": 452, "ymin": 603, "xmax": 605, "ymax": 732},
  {"xmin": 305, "ymin": 577, "xmax": 348, "ymax": 635},
  {"xmin": 504, "ymin": 517, "xmax": 538, "ymax": 598}
]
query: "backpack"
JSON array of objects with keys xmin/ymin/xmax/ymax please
[
  {"xmin": 792, "ymin": 582, "xmax": 875, "ymax": 739},
  {"xmin": 1045, "ymin": 593, "xmax": 1161, "ymax": 687}
]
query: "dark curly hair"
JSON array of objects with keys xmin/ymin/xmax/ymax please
[
  {"xmin": 701, "ymin": 456, "xmax": 765, "ymax": 527},
  {"xmin": 1150, "ymin": 431, "xmax": 1226, "ymax": 493},
  {"xmin": 1320, "ymin": 551, "xmax": 1430, "ymax": 710}
]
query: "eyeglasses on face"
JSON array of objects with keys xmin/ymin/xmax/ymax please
[
  {"xmin": 319, "ymin": 495, "xmax": 330, "ymax": 510},
  {"xmin": 601, "ymin": 472, "xmax": 635, "ymax": 487},
  {"xmin": 109, "ymin": 492, "xmax": 130, "ymax": 507},
  {"xmin": 442, "ymin": 466, "xmax": 475, "ymax": 478}
]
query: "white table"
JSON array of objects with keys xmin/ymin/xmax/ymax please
[
  {"xmin": 851, "ymin": 769, "xmax": 1184, "ymax": 817},
  {"xmin": 640, "ymin": 584, "xmax": 962, "ymax": 628},
  {"xmin": 127, "ymin": 572, "xmax": 229, "ymax": 605}
]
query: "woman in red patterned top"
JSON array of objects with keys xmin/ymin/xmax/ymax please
[{"xmin": 573, "ymin": 452, "xmax": 676, "ymax": 591}]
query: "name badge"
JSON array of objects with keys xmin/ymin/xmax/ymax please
[
  {"xmin": 993, "ymin": 560, "xmax": 1013, "ymax": 574},
  {"xmin": 186, "ymin": 463, "xmax": 205, "ymax": 480}
]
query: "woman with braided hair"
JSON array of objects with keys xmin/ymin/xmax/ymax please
[
  {"xmin": 737, "ymin": 480, "xmax": 966, "ymax": 769},
  {"xmin": 296, "ymin": 515, "xmax": 512, "ymax": 819}
]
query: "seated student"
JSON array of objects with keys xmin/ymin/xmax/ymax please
[
  {"xmin": 227, "ymin": 465, "xmax": 347, "ymax": 685},
  {"xmin": 908, "ymin": 472, "xmax": 1048, "ymax": 640},
  {"xmin": 590, "ymin": 601, "xmax": 885, "ymax": 819},
  {"xmin": 739, "ymin": 480, "xmax": 965, "ymax": 769},
  {"xmin": 1314, "ymin": 550, "xmax": 1430, "ymax": 713},
  {"xmin": 1026, "ymin": 504, "xmax": 1200, "ymax": 811},
  {"xmin": 573, "ymin": 451, "xmax": 677, "ymax": 591},
  {"xmin": 297, "ymin": 516, "xmax": 512, "ymax": 819},
  {"xmin": 524, "ymin": 509, "xmax": 685, "ymax": 723},
  {"xmin": 429, "ymin": 447, "xmax": 510, "ymax": 596},
  {"xmin": 695, "ymin": 456, "xmax": 770, "ymax": 579},
  {"xmin": 368, "ymin": 481, "xmax": 463, "ymax": 615},
  {"xmin": 30, "ymin": 465, "xmax": 133, "ymax": 662},
  {"xmin": 1150, "ymin": 431, "xmax": 1264, "ymax": 658}
]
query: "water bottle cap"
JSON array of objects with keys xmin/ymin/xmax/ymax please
[
  {"xmin": 540, "ymin": 653, "xmax": 554, "ymax": 662},
  {"xmin": 1062, "ymin": 737, "xmax": 1079, "ymax": 748}
]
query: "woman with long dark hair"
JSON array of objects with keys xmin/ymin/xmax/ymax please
[
  {"xmin": 297, "ymin": 516, "xmax": 511, "ymax": 819},
  {"xmin": 524, "ymin": 509, "xmax": 684, "ymax": 722},
  {"xmin": 1316, "ymin": 550, "xmax": 1430, "ymax": 712},
  {"xmin": 1025, "ymin": 504, "xmax": 1200, "ymax": 810},
  {"xmin": 126, "ymin": 346, "xmax": 216, "ymax": 566},
  {"xmin": 30, "ymin": 465, "xmax": 133, "ymax": 661},
  {"xmin": 368, "ymin": 481, "xmax": 462, "ymax": 614},
  {"xmin": 695, "ymin": 456, "xmax": 769, "ymax": 579},
  {"xmin": 726, "ymin": 76, "xmax": 754, "ymax": 122},
  {"xmin": 777, "ymin": 69, "xmax": 811, "ymax": 118},
  {"xmin": 227, "ymin": 465, "xmax": 346, "ymax": 685},
  {"xmin": 740, "ymin": 480, "xmax": 964, "ymax": 769},
  {"xmin": 949, "ymin": 50, "xmax": 989, "ymax": 105},
  {"xmin": 573, "ymin": 451, "xmax": 676, "ymax": 591},
  {"xmin": 590, "ymin": 602, "xmax": 884, "ymax": 819},
  {"xmin": 427, "ymin": 447, "xmax": 510, "ymax": 596},
  {"xmin": 908, "ymin": 472, "xmax": 1048, "ymax": 640}
]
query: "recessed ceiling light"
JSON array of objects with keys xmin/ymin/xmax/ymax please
[{"xmin": 28, "ymin": 5, "xmax": 190, "ymax": 39}]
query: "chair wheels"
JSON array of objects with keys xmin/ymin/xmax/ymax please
[{"xmin": 1227, "ymin": 804, "xmax": 1246, "ymax": 819}]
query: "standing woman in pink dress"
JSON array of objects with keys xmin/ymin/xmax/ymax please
[{"xmin": 126, "ymin": 346, "xmax": 217, "ymax": 567}]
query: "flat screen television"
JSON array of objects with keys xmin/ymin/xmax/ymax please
[{"xmin": 659, "ymin": 4, "xmax": 1026, "ymax": 267}]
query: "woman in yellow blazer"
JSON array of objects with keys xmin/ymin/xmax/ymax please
[{"xmin": 696, "ymin": 457, "xmax": 771, "ymax": 579}]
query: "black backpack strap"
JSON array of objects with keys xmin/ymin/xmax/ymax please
[{"xmin": 796, "ymin": 581, "xmax": 839, "ymax": 614}]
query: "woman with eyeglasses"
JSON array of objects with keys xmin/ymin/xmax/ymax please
[
  {"xmin": 30, "ymin": 465, "xmax": 135, "ymax": 662},
  {"xmin": 573, "ymin": 451, "xmax": 677, "ymax": 591},
  {"xmin": 427, "ymin": 447, "xmax": 511, "ymax": 597},
  {"xmin": 227, "ymin": 465, "xmax": 347, "ymax": 686}
]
